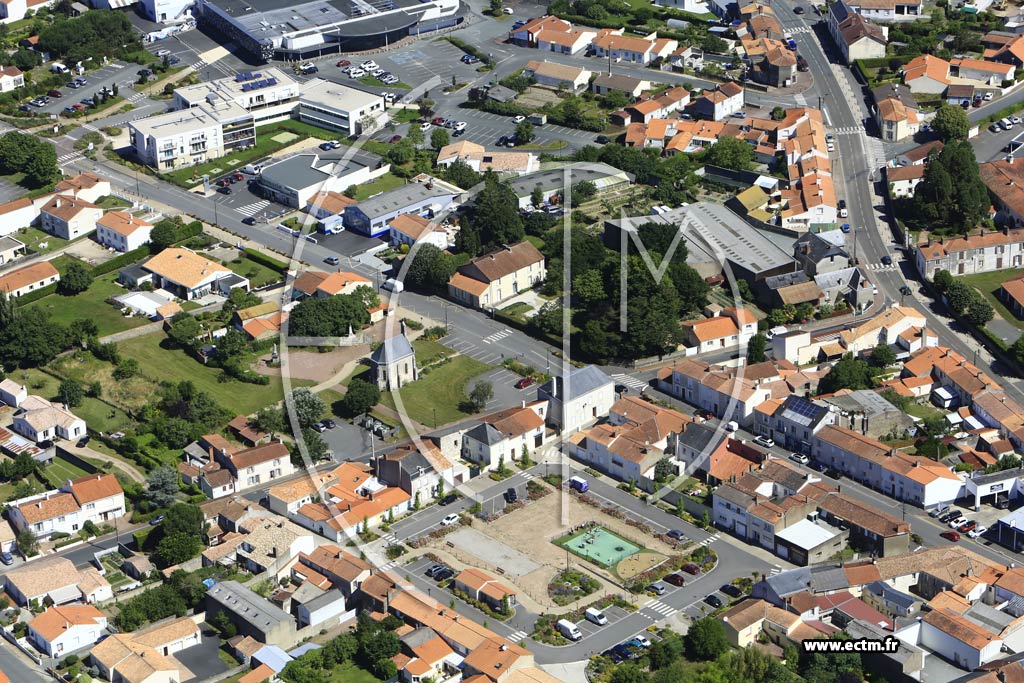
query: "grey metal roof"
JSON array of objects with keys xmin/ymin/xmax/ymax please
[
  {"xmin": 845, "ymin": 619, "xmax": 924, "ymax": 666},
  {"xmin": 677, "ymin": 422, "xmax": 718, "ymax": 453},
  {"xmin": 763, "ymin": 567, "xmax": 812, "ymax": 597},
  {"xmin": 302, "ymin": 588, "xmax": 346, "ymax": 612},
  {"xmin": 538, "ymin": 365, "xmax": 613, "ymax": 402},
  {"xmin": 0, "ymin": 236, "xmax": 24, "ymax": 252},
  {"xmin": 395, "ymin": 450, "xmax": 432, "ymax": 477},
  {"xmin": 872, "ymin": 83, "xmax": 918, "ymax": 111},
  {"xmin": 119, "ymin": 263, "xmax": 149, "ymax": 280},
  {"xmin": 259, "ymin": 154, "xmax": 366, "ymax": 193},
  {"xmin": 352, "ymin": 182, "xmax": 455, "ymax": 220},
  {"xmin": 764, "ymin": 270, "xmax": 809, "ymax": 291},
  {"xmin": 206, "ymin": 580, "xmax": 291, "ymax": 628},
  {"xmin": 969, "ymin": 467, "xmax": 1024, "ymax": 487},
  {"xmin": 808, "ymin": 565, "xmax": 851, "ymax": 592},
  {"xmin": 821, "ymin": 389, "xmax": 900, "ymax": 419},
  {"xmin": 865, "ymin": 581, "xmax": 918, "ymax": 610},
  {"xmin": 508, "ymin": 162, "xmax": 632, "ymax": 198},
  {"xmin": 465, "ymin": 422, "xmax": 503, "ymax": 446},
  {"xmin": 814, "ymin": 265, "xmax": 865, "ymax": 292},
  {"xmin": 370, "ymin": 333, "xmax": 414, "ymax": 365}
]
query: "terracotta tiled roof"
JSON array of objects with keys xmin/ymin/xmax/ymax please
[
  {"xmin": 68, "ymin": 473, "xmax": 122, "ymax": 504},
  {"xmin": 29, "ymin": 604, "xmax": 104, "ymax": 642},
  {"xmin": 924, "ymin": 608, "xmax": 999, "ymax": 649},
  {"xmin": 97, "ymin": 211, "xmax": 152, "ymax": 237},
  {"xmin": 143, "ymin": 248, "xmax": 230, "ymax": 289},
  {"xmin": 41, "ymin": 195, "xmax": 99, "ymax": 222},
  {"xmin": 903, "ymin": 54, "xmax": 951, "ymax": 85},
  {"xmin": 18, "ymin": 492, "xmax": 80, "ymax": 524},
  {"xmin": 0, "ymin": 261, "xmax": 58, "ymax": 294}
]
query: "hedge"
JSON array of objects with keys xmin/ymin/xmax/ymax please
[
  {"xmin": 446, "ymin": 37, "xmax": 494, "ymax": 65},
  {"xmin": 91, "ymin": 246, "xmax": 151, "ymax": 277},
  {"xmin": 243, "ymin": 247, "xmax": 289, "ymax": 273},
  {"xmin": 13, "ymin": 282, "xmax": 59, "ymax": 306}
]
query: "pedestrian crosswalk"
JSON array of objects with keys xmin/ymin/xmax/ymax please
[
  {"xmin": 482, "ymin": 328, "xmax": 513, "ymax": 344},
  {"xmin": 80, "ymin": 123, "xmax": 99, "ymax": 133},
  {"xmin": 769, "ymin": 564, "xmax": 783, "ymax": 576},
  {"xmin": 58, "ymin": 151, "xmax": 83, "ymax": 164},
  {"xmin": 868, "ymin": 262, "xmax": 899, "ymax": 271},
  {"xmin": 788, "ymin": 25, "xmax": 813, "ymax": 34},
  {"xmin": 521, "ymin": 472, "xmax": 534, "ymax": 481},
  {"xmin": 380, "ymin": 532, "xmax": 397, "ymax": 545},
  {"xmin": 832, "ymin": 126, "xmax": 866, "ymax": 136},
  {"xmin": 697, "ymin": 532, "xmax": 720, "ymax": 547},
  {"xmin": 644, "ymin": 600, "xmax": 677, "ymax": 619},
  {"xmin": 126, "ymin": 92, "xmax": 147, "ymax": 104},
  {"xmin": 377, "ymin": 560, "xmax": 397, "ymax": 572},
  {"xmin": 236, "ymin": 200, "xmax": 270, "ymax": 217},
  {"xmin": 507, "ymin": 630, "xmax": 528, "ymax": 643},
  {"xmin": 611, "ymin": 373, "xmax": 648, "ymax": 391}
]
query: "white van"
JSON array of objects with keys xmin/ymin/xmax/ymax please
[
  {"xmin": 725, "ymin": 420, "xmax": 739, "ymax": 432},
  {"xmin": 50, "ymin": 63, "xmax": 69, "ymax": 74},
  {"xmin": 242, "ymin": 163, "xmax": 264, "ymax": 175},
  {"xmin": 556, "ymin": 619, "xmax": 582, "ymax": 641},
  {"xmin": 1002, "ymin": 117, "xmax": 1015, "ymax": 129},
  {"xmin": 584, "ymin": 607, "xmax": 608, "ymax": 626},
  {"xmin": 383, "ymin": 278, "xmax": 403, "ymax": 293}
]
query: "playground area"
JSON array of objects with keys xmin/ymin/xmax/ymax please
[{"xmin": 555, "ymin": 525, "xmax": 640, "ymax": 568}]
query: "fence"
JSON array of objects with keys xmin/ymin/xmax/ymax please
[
  {"xmin": 54, "ymin": 446, "xmax": 100, "ymax": 475},
  {"xmin": 0, "ymin": 626, "xmax": 43, "ymax": 666}
]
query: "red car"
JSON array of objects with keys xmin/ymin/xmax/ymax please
[
  {"xmin": 337, "ymin": 59, "xmax": 351, "ymax": 67},
  {"xmin": 941, "ymin": 530, "xmax": 961, "ymax": 542},
  {"xmin": 515, "ymin": 377, "xmax": 535, "ymax": 389},
  {"xmin": 389, "ymin": 135, "xmax": 402, "ymax": 143},
  {"xmin": 664, "ymin": 573, "xmax": 686, "ymax": 587},
  {"xmin": 958, "ymin": 520, "xmax": 977, "ymax": 534},
  {"xmin": 432, "ymin": 117, "xmax": 445, "ymax": 125},
  {"xmin": 681, "ymin": 563, "xmax": 701, "ymax": 575}
]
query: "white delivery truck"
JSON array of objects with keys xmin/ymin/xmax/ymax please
[{"xmin": 556, "ymin": 619, "xmax": 583, "ymax": 641}]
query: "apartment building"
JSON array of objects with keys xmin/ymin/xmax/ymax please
[{"xmin": 129, "ymin": 98, "xmax": 255, "ymax": 171}]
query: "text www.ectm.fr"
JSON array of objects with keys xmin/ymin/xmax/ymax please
[{"xmin": 802, "ymin": 637, "xmax": 901, "ymax": 654}]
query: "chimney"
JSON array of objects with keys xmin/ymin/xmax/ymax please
[{"xmin": 500, "ymin": 644, "xmax": 508, "ymax": 651}]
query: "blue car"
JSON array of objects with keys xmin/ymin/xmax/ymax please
[{"xmin": 841, "ymin": 223, "xmax": 851, "ymax": 233}]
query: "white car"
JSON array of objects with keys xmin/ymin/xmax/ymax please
[
  {"xmin": 753, "ymin": 436, "xmax": 775, "ymax": 449},
  {"xmin": 454, "ymin": 121, "xmax": 467, "ymax": 131},
  {"xmin": 503, "ymin": 6, "xmax": 513, "ymax": 12},
  {"xmin": 419, "ymin": 121, "xmax": 432, "ymax": 131},
  {"xmin": 984, "ymin": 93, "xmax": 994, "ymax": 101},
  {"xmin": 789, "ymin": 453, "xmax": 810, "ymax": 465},
  {"xmin": 1014, "ymin": 116, "xmax": 1023, "ymax": 125},
  {"xmin": 948, "ymin": 516, "xmax": 965, "ymax": 528},
  {"xmin": 968, "ymin": 525, "xmax": 988, "ymax": 538},
  {"xmin": 632, "ymin": 635, "xmax": 651, "ymax": 648},
  {"xmin": 348, "ymin": 68, "xmax": 366, "ymax": 79},
  {"xmin": 360, "ymin": 60, "xmax": 378, "ymax": 71},
  {"xmin": 512, "ymin": 115, "xmax": 526, "ymax": 123},
  {"xmin": 156, "ymin": 49, "xmax": 171, "ymax": 57},
  {"xmin": 440, "ymin": 513, "xmax": 460, "ymax": 526}
]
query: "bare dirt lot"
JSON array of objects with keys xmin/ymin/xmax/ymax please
[{"xmin": 425, "ymin": 484, "xmax": 677, "ymax": 609}]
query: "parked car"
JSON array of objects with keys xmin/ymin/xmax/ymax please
[
  {"xmin": 419, "ymin": 122, "xmax": 432, "ymax": 131},
  {"xmin": 512, "ymin": 115, "xmax": 526, "ymax": 123},
  {"xmin": 647, "ymin": 583, "xmax": 667, "ymax": 596},
  {"xmin": 627, "ymin": 636, "xmax": 651, "ymax": 649},
  {"xmin": 67, "ymin": 80, "xmax": 81, "ymax": 89},
  {"xmin": 515, "ymin": 377, "xmax": 535, "ymax": 389},
  {"xmin": 789, "ymin": 452, "xmax": 810, "ymax": 465},
  {"xmin": 48, "ymin": 89, "xmax": 63, "ymax": 98},
  {"xmin": 899, "ymin": 285, "xmax": 913, "ymax": 296},
  {"xmin": 841, "ymin": 223, "xmax": 851, "ymax": 233},
  {"xmin": 168, "ymin": 56, "xmax": 180, "ymax": 65},
  {"xmin": 929, "ymin": 505, "xmax": 950, "ymax": 518},
  {"xmin": 948, "ymin": 516, "xmax": 966, "ymax": 528},
  {"xmin": 968, "ymin": 525, "xmax": 988, "ymax": 538},
  {"xmin": 389, "ymin": 135, "xmax": 403, "ymax": 143},
  {"xmin": 149, "ymin": 515, "xmax": 165, "ymax": 526},
  {"xmin": 0, "ymin": 552, "xmax": 12, "ymax": 566},
  {"xmin": 958, "ymin": 520, "xmax": 977, "ymax": 534},
  {"xmin": 939, "ymin": 511, "xmax": 961, "ymax": 523},
  {"xmin": 426, "ymin": 564, "xmax": 446, "ymax": 577},
  {"xmin": 666, "ymin": 529, "xmax": 687, "ymax": 541},
  {"xmin": 985, "ymin": 92, "xmax": 995, "ymax": 101},
  {"xmin": 664, "ymin": 573, "xmax": 686, "ymax": 587},
  {"xmin": 217, "ymin": 186, "xmax": 232, "ymax": 195},
  {"xmin": 838, "ymin": 199, "xmax": 848, "ymax": 217},
  {"xmin": 940, "ymin": 530, "xmax": 961, "ymax": 542},
  {"xmin": 324, "ymin": 255, "xmax": 340, "ymax": 266},
  {"xmin": 322, "ymin": 418, "xmax": 337, "ymax": 429},
  {"xmin": 754, "ymin": 435, "xmax": 775, "ymax": 448},
  {"xmin": 705, "ymin": 595, "xmax": 724, "ymax": 608},
  {"xmin": 439, "ymin": 494, "xmax": 458, "ymax": 506},
  {"xmin": 360, "ymin": 60, "xmax": 378, "ymax": 71},
  {"xmin": 794, "ymin": 5, "xmax": 805, "ymax": 12},
  {"xmin": 76, "ymin": 436, "xmax": 90, "ymax": 447},
  {"xmin": 505, "ymin": 487, "xmax": 518, "ymax": 503},
  {"xmin": 156, "ymin": 49, "xmax": 171, "ymax": 57},
  {"xmin": 433, "ymin": 568, "xmax": 455, "ymax": 581},
  {"xmin": 337, "ymin": 59, "xmax": 351, "ymax": 67},
  {"xmin": 441, "ymin": 513, "xmax": 460, "ymax": 526},
  {"xmin": 319, "ymin": 142, "xmax": 334, "ymax": 151},
  {"xmin": 681, "ymin": 562, "xmax": 701, "ymax": 575},
  {"xmin": 721, "ymin": 584, "xmax": 743, "ymax": 598}
]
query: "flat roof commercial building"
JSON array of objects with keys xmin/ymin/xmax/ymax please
[
  {"xmin": 256, "ymin": 152, "xmax": 385, "ymax": 208},
  {"xmin": 297, "ymin": 80, "xmax": 385, "ymax": 137}
]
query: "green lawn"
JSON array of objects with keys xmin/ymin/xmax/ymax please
[
  {"xmin": 160, "ymin": 121, "xmax": 334, "ymax": 188},
  {"xmin": 119, "ymin": 331, "xmax": 311, "ymax": 416},
  {"xmin": 41, "ymin": 456, "xmax": 94, "ymax": 488},
  {"xmin": 340, "ymin": 362, "xmax": 373, "ymax": 387},
  {"xmin": 357, "ymin": 76, "xmax": 412, "ymax": 89},
  {"xmin": 498, "ymin": 302, "xmax": 532, "ymax": 323},
  {"xmin": 524, "ymin": 235, "xmax": 545, "ymax": 250},
  {"xmin": 413, "ymin": 338, "xmax": 454, "ymax": 366},
  {"xmin": 95, "ymin": 195, "xmax": 133, "ymax": 209},
  {"xmin": 353, "ymin": 173, "xmax": 406, "ymax": 201},
  {"xmin": 8, "ymin": 367, "xmax": 131, "ymax": 434},
  {"xmin": 318, "ymin": 389, "xmax": 344, "ymax": 417},
  {"xmin": 392, "ymin": 109, "xmax": 420, "ymax": 124},
  {"xmin": 222, "ymin": 254, "xmax": 284, "ymax": 288},
  {"xmin": 25, "ymin": 272, "xmax": 150, "ymax": 336},
  {"xmin": 904, "ymin": 400, "xmax": 946, "ymax": 422},
  {"xmin": 328, "ymin": 663, "xmax": 380, "ymax": 683},
  {"xmin": 13, "ymin": 227, "xmax": 67, "ymax": 255},
  {"xmin": 961, "ymin": 269, "xmax": 1024, "ymax": 330},
  {"xmin": 380, "ymin": 354, "xmax": 491, "ymax": 426}
]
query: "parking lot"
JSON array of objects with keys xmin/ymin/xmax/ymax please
[
  {"xmin": 317, "ymin": 40, "xmax": 484, "ymax": 97},
  {"xmin": 27, "ymin": 61, "xmax": 148, "ymax": 117}
]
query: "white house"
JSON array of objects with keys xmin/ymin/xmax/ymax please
[
  {"xmin": 0, "ymin": 261, "xmax": 59, "ymax": 298},
  {"xmin": 39, "ymin": 195, "xmax": 103, "ymax": 240},
  {"xmin": 3, "ymin": 557, "xmax": 83, "ymax": 607},
  {"xmin": 0, "ymin": 66, "xmax": 24, "ymax": 92},
  {"xmin": 12, "ymin": 395, "xmax": 86, "ymax": 444},
  {"xmin": 591, "ymin": 29, "xmax": 677, "ymax": 65},
  {"xmin": 447, "ymin": 241, "xmax": 546, "ymax": 310},
  {"xmin": 0, "ymin": 378, "xmax": 27, "ymax": 407},
  {"xmin": 691, "ymin": 82, "xmax": 745, "ymax": 121},
  {"xmin": 682, "ymin": 306, "xmax": 757, "ymax": 352},
  {"xmin": 55, "ymin": 173, "xmax": 111, "ymax": 204},
  {"xmin": 523, "ymin": 60, "xmax": 591, "ymax": 91},
  {"xmin": 29, "ymin": 604, "xmax": 107, "ymax": 657},
  {"xmin": 435, "ymin": 141, "xmax": 539, "ymax": 176},
  {"xmin": 66, "ymin": 474, "xmax": 126, "ymax": 526},
  {"xmin": 537, "ymin": 364, "xmax": 616, "ymax": 434},
  {"xmin": 215, "ymin": 442, "xmax": 295, "ymax": 491},
  {"xmin": 914, "ymin": 227, "xmax": 1024, "ymax": 280},
  {"xmin": 951, "ymin": 58, "xmax": 1015, "ymax": 86},
  {"xmin": 387, "ymin": 213, "xmax": 448, "ymax": 250},
  {"xmin": 462, "ymin": 402, "xmax": 547, "ymax": 471},
  {"xmin": 95, "ymin": 212, "xmax": 153, "ymax": 253},
  {"xmin": 656, "ymin": 359, "xmax": 777, "ymax": 428},
  {"xmin": 127, "ymin": 247, "xmax": 249, "ymax": 300},
  {"xmin": 9, "ymin": 473, "xmax": 126, "ymax": 539},
  {"xmin": 913, "ymin": 609, "xmax": 1004, "ymax": 669},
  {"xmin": 887, "ymin": 165, "xmax": 927, "ymax": 198}
]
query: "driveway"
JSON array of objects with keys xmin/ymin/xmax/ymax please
[{"xmin": 174, "ymin": 632, "xmax": 231, "ymax": 683}]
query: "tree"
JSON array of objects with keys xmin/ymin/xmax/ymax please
[
  {"xmin": 167, "ymin": 315, "xmax": 202, "ymax": 351},
  {"xmin": 817, "ymin": 353, "xmax": 874, "ymax": 395},
  {"xmin": 704, "ymin": 136, "xmax": 753, "ymax": 171},
  {"xmin": 467, "ymin": 381, "xmax": 493, "ymax": 411},
  {"xmin": 342, "ymin": 378, "xmax": 380, "ymax": 416},
  {"xmin": 58, "ymin": 261, "xmax": 92, "ymax": 295},
  {"xmin": 913, "ymin": 141, "xmax": 988, "ymax": 234},
  {"xmin": 967, "ymin": 296, "xmax": 994, "ymax": 326},
  {"xmin": 150, "ymin": 221, "xmax": 178, "ymax": 250},
  {"xmin": 404, "ymin": 243, "xmax": 455, "ymax": 293},
  {"xmin": 440, "ymin": 159, "xmax": 481, "ymax": 189},
  {"xmin": 771, "ymin": 106, "xmax": 785, "ymax": 121},
  {"xmin": 154, "ymin": 532, "xmax": 201, "ymax": 568},
  {"xmin": 16, "ymin": 530, "xmax": 38, "ymax": 557},
  {"xmin": 570, "ymin": 180, "xmax": 597, "ymax": 207},
  {"xmin": 431, "ymin": 127, "xmax": 450, "ymax": 150},
  {"xmin": 746, "ymin": 333, "xmax": 767, "ymax": 364},
  {"xmin": 932, "ymin": 103, "xmax": 970, "ymax": 142},
  {"xmin": 288, "ymin": 292, "xmax": 372, "ymax": 337},
  {"xmin": 145, "ymin": 465, "xmax": 180, "ymax": 508},
  {"xmin": 945, "ymin": 280, "xmax": 974, "ymax": 315},
  {"xmin": 686, "ymin": 617, "xmax": 729, "ymax": 660},
  {"xmin": 161, "ymin": 503, "xmax": 204, "ymax": 538},
  {"xmin": 530, "ymin": 183, "xmax": 544, "ymax": 208},
  {"xmin": 300, "ymin": 428, "xmax": 329, "ymax": 462},
  {"xmin": 323, "ymin": 633, "xmax": 358, "ymax": 666},
  {"xmin": 800, "ymin": 634, "xmax": 863, "ymax": 683},
  {"xmin": 406, "ymin": 123, "xmax": 424, "ymax": 147},
  {"xmin": 114, "ymin": 357, "xmax": 139, "ymax": 380},
  {"xmin": 933, "ymin": 269, "xmax": 953, "ymax": 291},
  {"xmin": 69, "ymin": 318, "xmax": 98, "ymax": 346},
  {"xmin": 387, "ymin": 139, "xmax": 415, "ymax": 165},
  {"xmin": 869, "ymin": 344, "xmax": 897, "ymax": 368},
  {"xmin": 289, "ymin": 388, "xmax": 325, "ymax": 429},
  {"xmin": 0, "ymin": 308, "xmax": 70, "ymax": 368},
  {"xmin": 515, "ymin": 120, "xmax": 535, "ymax": 144},
  {"xmin": 1012, "ymin": 335, "xmax": 1024, "ymax": 368},
  {"xmin": 58, "ymin": 378, "xmax": 83, "ymax": 407},
  {"xmin": 609, "ymin": 664, "xmax": 648, "ymax": 683},
  {"xmin": 654, "ymin": 458, "xmax": 675, "ymax": 482},
  {"xmin": 489, "ymin": 0, "xmax": 502, "ymax": 13},
  {"xmin": 254, "ymin": 406, "xmax": 286, "ymax": 437},
  {"xmin": 222, "ymin": 287, "xmax": 260, "ymax": 316},
  {"xmin": 469, "ymin": 172, "xmax": 524, "ymax": 249}
]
